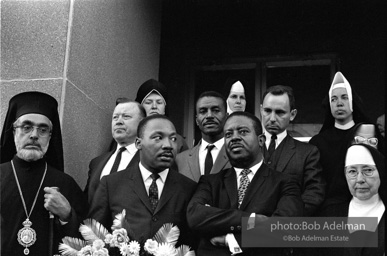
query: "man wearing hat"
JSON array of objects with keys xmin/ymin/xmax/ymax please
[
  {"xmin": 135, "ymin": 78, "xmax": 189, "ymax": 153},
  {"xmin": 309, "ymin": 71, "xmax": 372, "ymax": 214},
  {"xmin": 1, "ymin": 91, "xmax": 87, "ymax": 256}
]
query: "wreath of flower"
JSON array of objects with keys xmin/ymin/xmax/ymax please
[{"xmin": 59, "ymin": 209, "xmax": 195, "ymax": 256}]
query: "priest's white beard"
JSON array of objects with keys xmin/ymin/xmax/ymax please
[{"xmin": 15, "ymin": 141, "xmax": 49, "ymax": 162}]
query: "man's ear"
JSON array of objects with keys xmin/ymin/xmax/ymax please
[
  {"xmin": 135, "ymin": 137, "xmax": 142, "ymax": 150},
  {"xmin": 258, "ymin": 134, "xmax": 266, "ymax": 148},
  {"xmin": 195, "ymin": 116, "xmax": 199, "ymax": 127},
  {"xmin": 290, "ymin": 109, "xmax": 297, "ymax": 122}
]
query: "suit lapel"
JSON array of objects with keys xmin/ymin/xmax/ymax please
[
  {"xmin": 224, "ymin": 168, "xmax": 238, "ymax": 208},
  {"xmin": 89, "ymin": 151, "xmax": 114, "ymax": 196},
  {"xmin": 275, "ymin": 135, "xmax": 295, "ymax": 172},
  {"xmin": 188, "ymin": 144, "xmax": 201, "ymax": 182},
  {"xmin": 154, "ymin": 169, "xmax": 178, "ymax": 214},
  {"xmin": 129, "ymin": 165, "xmax": 153, "ymax": 213},
  {"xmin": 125, "ymin": 150, "xmax": 140, "ymax": 169},
  {"xmin": 239, "ymin": 164, "xmax": 269, "ymax": 210},
  {"xmin": 211, "ymin": 145, "xmax": 229, "ymax": 174}
]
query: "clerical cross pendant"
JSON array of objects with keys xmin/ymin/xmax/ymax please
[{"xmin": 17, "ymin": 219, "xmax": 36, "ymax": 255}]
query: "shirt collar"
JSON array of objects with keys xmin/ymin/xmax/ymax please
[
  {"xmin": 200, "ymin": 137, "xmax": 224, "ymax": 153},
  {"xmin": 334, "ymin": 120, "xmax": 355, "ymax": 130},
  {"xmin": 264, "ymin": 129, "xmax": 287, "ymax": 144},
  {"xmin": 139, "ymin": 162, "xmax": 168, "ymax": 183},
  {"xmin": 234, "ymin": 160, "xmax": 263, "ymax": 176},
  {"xmin": 116, "ymin": 142, "xmax": 137, "ymax": 154}
]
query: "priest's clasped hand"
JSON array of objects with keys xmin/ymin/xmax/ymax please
[{"xmin": 43, "ymin": 187, "xmax": 71, "ymax": 222}]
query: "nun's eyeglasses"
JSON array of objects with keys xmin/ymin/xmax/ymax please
[
  {"xmin": 13, "ymin": 124, "xmax": 51, "ymax": 137},
  {"xmin": 345, "ymin": 167, "xmax": 376, "ymax": 179},
  {"xmin": 354, "ymin": 136, "xmax": 378, "ymax": 146}
]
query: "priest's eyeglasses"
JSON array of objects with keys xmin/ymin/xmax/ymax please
[
  {"xmin": 13, "ymin": 124, "xmax": 51, "ymax": 137},
  {"xmin": 345, "ymin": 167, "xmax": 376, "ymax": 179},
  {"xmin": 354, "ymin": 136, "xmax": 378, "ymax": 146}
]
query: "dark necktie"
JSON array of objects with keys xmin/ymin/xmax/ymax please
[
  {"xmin": 204, "ymin": 144, "xmax": 215, "ymax": 175},
  {"xmin": 238, "ymin": 169, "xmax": 251, "ymax": 207},
  {"xmin": 110, "ymin": 147, "xmax": 126, "ymax": 174},
  {"xmin": 149, "ymin": 173, "xmax": 160, "ymax": 212},
  {"xmin": 267, "ymin": 134, "xmax": 277, "ymax": 158}
]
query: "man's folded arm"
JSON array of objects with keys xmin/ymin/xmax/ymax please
[{"xmin": 186, "ymin": 176, "xmax": 251, "ymax": 236}]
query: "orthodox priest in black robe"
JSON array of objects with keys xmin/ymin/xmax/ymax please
[
  {"xmin": 309, "ymin": 72, "xmax": 372, "ymax": 216},
  {"xmin": 1, "ymin": 91, "xmax": 87, "ymax": 256}
]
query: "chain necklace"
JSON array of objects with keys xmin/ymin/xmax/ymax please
[{"xmin": 11, "ymin": 160, "xmax": 47, "ymax": 255}]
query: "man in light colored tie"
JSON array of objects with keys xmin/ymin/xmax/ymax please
[
  {"xmin": 84, "ymin": 100, "xmax": 146, "ymax": 204},
  {"xmin": 187, "ymin": 111, "xmax": 303, "ymax": 256}
]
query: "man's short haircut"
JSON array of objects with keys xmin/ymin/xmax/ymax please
[
  {"xmin": 137, "ymin": 114, "xmax": 174, "ymax": 138},
  {"xmin": 196, "ymin": 91, "xmax": 227, "ymax": 112},
  {"xmin": 116, "ymin": 99, "xmax": 146, "ymax": 118},
  {"xmin": 225, "ymin": 111, "xmax": 263, "ymax": 136},
  {"xmin": 262, "ymin": 85, "xmax": 296, "ymax": 110}
]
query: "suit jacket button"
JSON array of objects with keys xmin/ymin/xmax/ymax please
[
  {"xmin": 230, "ymin": 226, "xmax": 234, "ymax": 231},
  {"xmin": 237, "ymin": 226, "xmax": 241, "ymax": 230},
  {"xmin": 152, "ymin": 216, "xmax": 158, "ymax": 222},
  {"xmin": 268, "ymin": 161, "xmax": 272, "ymax": 164}
]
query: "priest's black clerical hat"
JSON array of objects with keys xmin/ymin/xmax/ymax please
[{"xmin": 0, "ymin": 91, "xmax": 64, "ymax": 171}]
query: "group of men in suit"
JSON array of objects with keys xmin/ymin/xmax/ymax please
[{"xmin": 83, "ymin": 83, "xmax": 325, "ymax": 255}]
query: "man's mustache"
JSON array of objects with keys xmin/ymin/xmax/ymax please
[{"xmin": 24, "ymin": 142, "xmax": 42, "ymax": 150}]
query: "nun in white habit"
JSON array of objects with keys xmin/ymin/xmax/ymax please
[
  {"xmin": 343, "ymin": 144, "xmax": 385, "ymax": 255},
  {"xmin": 224, "ymin": 78, "xmax": 246, "ymax": 114}
]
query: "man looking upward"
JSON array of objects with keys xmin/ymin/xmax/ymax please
[{"xmin": 85, "ymin": 100, "xmax": 146, "ymax": 204}]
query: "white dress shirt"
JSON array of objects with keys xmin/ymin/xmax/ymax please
[
  {"xmin": 226, "ymin": 160, "xmax": 263, "ymax": 255},
  {"xmin": 263, "ymin": 129, "xmax": 287, "ymax": 150},
  {"xmin": 198, "ymin": 138, "xmax": 224, "ymax": 175},
  {"xmin": 100, "ymin": 143, "xmax": 137, "ymax": 179},
  {"xmin": 139, "ymin": 162, "xmax": 169, "ymax": 199}
]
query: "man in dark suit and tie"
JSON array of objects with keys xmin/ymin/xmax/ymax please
[
  {"xmin": 84, "ymin": 100, "xmax": 146, "ymax": 204},
  {"xmin": 175, "ymin": 91, "xmax": 231, "ymax": 182},
  {"xmin": 260, "ymin": 85, "xmax": 325, "ymax": 216},
  {"xmin": 187, "ymin": 111, "xmax": 303, "ymax": 256},
  {"xmin": 88, "ymin": 115, "xmax": 196, "ymax": 246}
]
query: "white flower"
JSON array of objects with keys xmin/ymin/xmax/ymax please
[
  {"xmin": 128, "ymin": 240, "xmax": 141, "ymax": 254},
  {"xmin": 119, "ymin": 243, "xmax": 130, "ymax": 256},
  {"xmin": 92, "ymin": 239, "xmax": 105, "ymax": 250},
  {"xmin": 144, "ymin": 239, "xmax": 159, "ymax": 255},
  {"xmin": 155, "ymin": 243, "xmax": 178, "ymax": 256},
  {"xmin": 77, "ymin": 245, "xmax": 93, "ymax": 256},
  {"xmin": 104, "ymin": 233, "xmax": 114, "ymax": 246},
  {"xmin": 93, "ymin": 248, "xmax": 109, "ymax": 256},
  {"xmin": 112, "ymin": 228, "xmax": 129, "ymax": 246}
]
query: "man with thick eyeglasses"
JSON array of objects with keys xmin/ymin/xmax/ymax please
[
  {"xmin": 13, "ymin": 124, "xmax": 51, "ymax": 137},
  {"xmin": 1, "ymin": 91, "xmax": 87, "ymax": 256}
]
